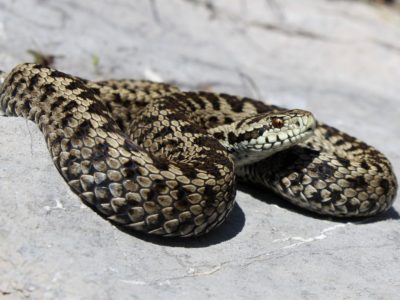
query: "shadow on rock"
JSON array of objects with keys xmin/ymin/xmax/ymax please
[
  {"xmin": 116, "ymin": 202, "xmax": 246, "ymax": 248},
  {"xmin": 352, "ymin": 206, "xmax": 400, "ymax": 224}
]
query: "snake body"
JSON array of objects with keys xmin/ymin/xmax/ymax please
[{"xmin": 0, "ymin": 63, "xmax": 397, "ymax": 237}]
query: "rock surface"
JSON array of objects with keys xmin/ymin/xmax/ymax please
[{"xmin": 0, "ymin": 0, "xmax": 399, "ymax": 299}]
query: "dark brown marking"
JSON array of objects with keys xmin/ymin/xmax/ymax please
[
  {"xmin": 180, "ymin": 123, "xmax": 204, "ymax": 134},
  {"xmin": 165, "ymin": 112, "xmax": 186, "ymax": 123},
  {"xmin": 182, "ymin": 94, "xmax": 197, "ymax": 111},
  {"xmin": 220, "ymin": 93, "xmax": 243, "ymax": 113},
  {"xmin": 87, "ymin": 102, "xmax": 106, "ymax": 114},
  {"xmin": 112, "ymin": 92, "xmax": 122, "ymax": 102},
  {"xmin": 316, "ymin": 163, "xmax": 335, "ymax": 180},
  {"xmin": 360, "ymin": 161, "xmax": 370, "ymax": 170},
  {"xmin": 335, "ymin": 139, "xmax": 345, "ymax": 146},
  {"xmin": 124, "ymin": 139, "xmax": 140, "ymax": 152},
  {"xmin": 22, "ymin": 100, "xmax": 31, "ymax": 111},
  {"xmin": 6, "ymin": 70, "xmax": 22, "ymax": 86},
  {"xmin": 331, "ymin": 190, "xmax": 343, "ymax": 204},
  {"xmin": 63, "ymin": 101, "xmax": 78, "ymax": 112},
  {"xmin": 177, "ymin": 186, "xmax": 188, "ymax": 200},
  {"xmin": 200, "ymin": 92, "xmax": 220, "ymax": 110},
  {"xmin": 213, "ymin": 132, "xmax": 225, "ymax": 140},
  {"xmin": 338, "ymin": 157, "xmax": 350, "ymax": 168},
  {"xmin": 27, "ymin": 74, "xmax": 40, "ymax": 91},
  {"xmin": 61, "ymin": 112, "xmax": 74, "ymax": 128},
  {"xmin": 235, "ymin": 118, "xmax": 247, "ymax": 130},
  {"xmin": 208, "ymin": 116, "xmax": 218, "ymax": 125},
  {"xmin": 11, "ymin": 86, "xmax": 18, "ymax": 97},
  {"xmin": 105, "ymin": 102, "xmax": 113, "ymax": 113},
  {"xmin": 224, "ymin": 117, "xmax": 233, "ymax": 124},
  {"xmin": 50, "ymin": 96, "xmax": 67, "ymax": 111},
  {"xmin": 16, "ymin": 77, "xmax": 27, "ymax": 86},
  {"xmin": 146, "ymin": 189, "xmax": 156, "ymax": 201},
  {"xmin": 151, "ymin": 155, "xmax": 170, "ymax": 171},
  {"xmin": 195, "ymin": 136, "xmax": 225, "ymax": 151},
  {"xmin": 78, "ymin": 88, "xmax": 100, "ymax": 100},
  {"xmin": 153, "ymin": 127, "xmax": 174, "ymax": 140},
  {"xmin": 50, "ymin": 135, "xmax": 63, "ymax": 147},
  {"xmin": 122, "ymin": 160, "xmax": 138, "ymax": 178},
  {"xmin": 258, "ymin": 127, "xmax": 267, "ymax": 136},
  {"xmin": 75, "ymin": 120, "xmax": 91, "ymax": 138},
  {"xmin": 228, "ymin": 132, "xmax": 238, "ymax": 144},
  {"xmin": 66, "ymin": 80, "xmax": 86, "ymax": 91},
  {"xmin": 51, "ymin": 69, "xmax": 75, "ymax": 80},
  {"xmin": 92, "ymin": 142, "xmax": 109, "ymax": 161},
  {"xmin": 375, "ymin": 162, "xmax": 383, "ymax": 173},
  {"xmin": 142, "ymin": 114, "xmax": 160, "ymax": 124},
  {"xmin": 101, "ymin": 121, "xmax": 116, "ymax": 132},
  {"xmin": 190, "ymin": 94, "xmax": 206, "ymax": 109},
  {"xmin": 39, "ymin": 93, "xmax": 48, "ymax": 102},
  {"xmin": 160, "ymin": 138, "xmax": 179, "ymax": 148},
  {"xmin": 152, "ymin": 179, "xmax": 167, "ymax": 193},
  {"xmin": 176, "ymin": 163, "xmax": 198, "ymax": 179},
  {"xmin": 203, "ymin": 185, "xmax": 215, "ymax": 205},
  {"xmin": 175, "ymin": 199, "xmax": 190, "ymax": 211},
  {"xmin": 164, "ymin": 93, "xmax": 196, "ymax": 112},
  {"xmin": 380, "ymin": 179, "xmax": 390, "ymax": 194},
  {"xmin": 115, "ymin": 118, "xmax": 125, "ymax": 131},
  {"xmin": 347, "ymin": 176, "xmax": 368, "ymax": 189},
  {"xmin": 63, "ymin": 140, "xmax": 73, "ymax": 152},
  {"xmin": 42, "ymin": 84, "xmax": 56, "ymax": 97}
]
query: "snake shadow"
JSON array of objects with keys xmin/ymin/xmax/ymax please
[
  {"xmin": 115, "ymin": 202, "xmax": 246, "ymax": 248},
  {"xmin": 239, "ymin": 182, "xmax": 400, "ymax": 224},
  {"xmin": 238, "ymin": 145, "xmax": 400, "ymax": 224}
]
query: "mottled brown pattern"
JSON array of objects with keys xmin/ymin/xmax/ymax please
[{"xmin": 0, "ymin": 63, "xmax": 398, "ymax": 238}]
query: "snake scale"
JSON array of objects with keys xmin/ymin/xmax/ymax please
[{"xmin": 0, "ymin": 63, "xmax": 397, "ymax": 237}]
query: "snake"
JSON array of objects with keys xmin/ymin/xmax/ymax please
[{"xmin": 0, "ymin": 63, "xmax": 397, "ymax": 237}]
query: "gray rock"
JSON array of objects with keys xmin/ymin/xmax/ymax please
[{"xmin": 0, "ymin": 0, "xmax": 399, "ymax": 299}]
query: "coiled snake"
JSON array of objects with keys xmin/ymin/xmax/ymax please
[{"xmin": 0, "ymin": 63, "xmax": 397, "ymax": 237}]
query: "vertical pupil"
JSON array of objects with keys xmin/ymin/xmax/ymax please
[{"xmin": 272, "ymin": 118, "xmax": 283, "ymax": 128}]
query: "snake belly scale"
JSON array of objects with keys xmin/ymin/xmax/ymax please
[{"xmin": 0, "ymin": 63, "xmax": 397, "ymax": 237}]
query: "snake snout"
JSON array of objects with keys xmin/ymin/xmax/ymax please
[{"xmin": 286, "ymin": 109, "xmax": 316, "ymax": 137}]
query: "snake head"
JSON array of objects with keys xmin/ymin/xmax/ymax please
[{"xmin": 209, "ymin": 109, "xmax": 316, "ymax": 167}]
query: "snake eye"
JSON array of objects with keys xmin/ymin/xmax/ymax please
[{"xmin": 271, "ymin": 118, "xmax": 284, "ymax": 128}]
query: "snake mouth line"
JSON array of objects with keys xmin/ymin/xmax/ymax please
[
  {"xmin": 249, "ymin": 113, "xmax": 316, "ymax": 151},
  {"xmin": 268, "ymin": 129, "xmax": 313, "ymax": 150}
]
